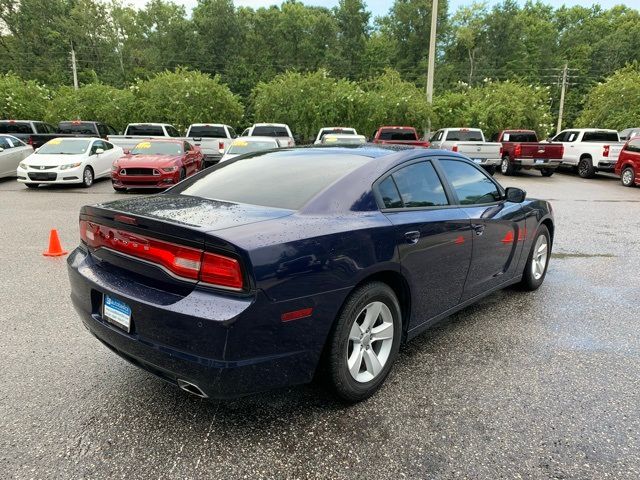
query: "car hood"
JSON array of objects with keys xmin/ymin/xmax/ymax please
[
  {"xmin": 117, "ymin": 154, "xmax": 183, "ymax": 167},
  {"xmin": 26, "ymin": 153, "xmax": 86, "ymax": 166},
  {"xmin": 100, "ymin": 194, "xmax": 294, "ymax": 231}
]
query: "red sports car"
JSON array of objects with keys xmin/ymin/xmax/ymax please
[{"xmin": 111, "ymin": 139, "xmax": 203, "ymax": 191}]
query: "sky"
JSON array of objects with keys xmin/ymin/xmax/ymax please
[{"xmin": 128, "ymin": 0, "xmax": 638, "ymax": 17}]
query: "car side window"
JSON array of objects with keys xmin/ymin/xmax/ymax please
[
  {"xmin": 91, "ymin": 140, "xmax": 106, "ymax": 153},
  {"xmin": 184, "ymin": 141, "xmax": 192, "ymax": 152},
  {"xmin": 103, "ymin": 141, "xmax": 114, "ymax": 150},
  {"xmin": 379, "ymin": 161, "xmax": 449, "ymax": 209},
  {"xmin": 439, "ymin": 159, "xmax": 502, "ymax": 205},
  {"xmin": 627, "ymin": 138, "xmax": 640, "ymax": 153},
  {"xmin": 166, "ymin": 126, "xmax": 181, "ymax": 137},
  {"xmin": 0, "ymin": 137, "xmax": 12, "ymax": 149},
  {"xmin": 228, "ymin": 127, "xmax": 237, "ymax": 138},
  {"xmin": 552, "ymin": 131, "xmax": 566, "ymax": 142}
]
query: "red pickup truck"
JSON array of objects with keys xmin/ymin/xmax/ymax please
[
  {"xmin": 494, "ymin": 130, "xmax": 564, "ymax": 177},
  {"xmin": 371, "ymin": 126, "xmax": 430, "ymax": 147}
]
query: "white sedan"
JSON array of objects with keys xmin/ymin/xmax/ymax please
[
  {"xmin": 17, "ymin": 137, "xmax": 123, "ymax": 188},
  {"xmin": 0, "ymin": 134, "xmax": 33, "ymax": 178},
  {"xmin": 220, "ymin": 136, "xmax": 280, "ymax": 162}
]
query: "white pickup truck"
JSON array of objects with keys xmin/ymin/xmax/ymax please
[
  {"xmin": 242, "ymin": 123, "xmax": 296, "ymax": 147},
  {"xmin": 185, "ymin": 124, "xmax": 237, "ymax": 167},
  {"xmin": 108, "ymin": 123, "xmax": 181, "ymax": 151},
  {"xmin": 549, "ymin": 128, "xmax": 624, "ymax": 178},
  {"xmin": 429, "ymin": 128, "xmax": 502, "ymax": 174}
]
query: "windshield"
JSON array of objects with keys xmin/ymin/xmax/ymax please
[
  {"xmin": 130, "ymin": 141, "xmax": 183, "ymax": 155},
  {"xmin": 38, "ymin": 139, "xmax": 90, "ymax": 155},
  {"xmin": 227, "ymin": 140, "xmax": 277, "ymax": 155},
  {"xmin": 58, "ymin": 122, "xmax": 96, "ymax": 135},
  {"xmin": 176, "ymin": 151, "xmax": 368, "ymax": 210},
  {"xmin": 446, "ymin": 130, "xmax": 483, "ymax": 141},
  {"xmin": 252, "ymin": 126, "xmax": 290, "ymax": 137},
  {"xmin": 188, "ymin": 126, "xmax": 227, "ymax": 138}
]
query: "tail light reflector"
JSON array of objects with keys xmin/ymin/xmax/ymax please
[
  {"xmin": 79, "ymin": 220, "xmax": 244, "ymax": 290},
  {"xmin": 218, "ymin": 141, "xmax": 225, "ymax": 154}
]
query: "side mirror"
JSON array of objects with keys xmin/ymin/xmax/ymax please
[
  {"xmin": 505, "ymin": 187, "xmax": 526, "ymax": 203},
  {"xmin": 95, "ymin": 148, "xmax": 105, "ymax": 155}
]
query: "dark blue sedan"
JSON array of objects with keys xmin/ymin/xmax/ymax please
[{"xmin": 68, "ymin": 146, "xmax": 554, "ymax": 402}]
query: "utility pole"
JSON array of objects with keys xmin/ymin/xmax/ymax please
[
  {"xmin": 425, "ymin": 0, "xmax": 438, "ymax": 139},
  {"xmin": 556, "ymin": 62, "xmax": 568, "ymax": 134},
  {"xmin": 70, "ymin": 42, "xmax": 79, "ymax": 90}
]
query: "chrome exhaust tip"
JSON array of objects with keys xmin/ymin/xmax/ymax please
[{"xmin": 177, "ymin": 379, "xmax": 208, "ymax": 398}]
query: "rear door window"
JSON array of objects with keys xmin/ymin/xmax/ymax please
[
  {"xmin": 378, "ymin": 177, "xmax": 403, "ymax": 209},
  {"xmin": 439, "ymin": 159, "xmax": 502, "ymax": 205},
  {"xmin": 582, "ymin": 131, "xmax": 619, "ymax": 142},
  {"xmin": 378, "ymin": 161, "xmax": 449, "ymax": 209}
]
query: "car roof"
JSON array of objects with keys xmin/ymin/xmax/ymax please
[
  {"xmin": 189, "ymin": 123, "xmax": 227, "ymax": 127},
  {"xmin": 128, "ymin": 123, "xmax": 173, "ymax": 127},
  {"xmin": 252, "ymin": 123, "xmax": 289, "ymax": 127}
]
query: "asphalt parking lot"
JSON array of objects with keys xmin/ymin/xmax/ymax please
[{"xmin": 1, "ymin": 170, "xmax": 639, "ymax": 479}]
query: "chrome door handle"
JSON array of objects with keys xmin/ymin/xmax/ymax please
[
  {"xmin": 404, "ymin": 231, "xmax": 421, "ymax": 244},
  {"xmin": 472, "ymin": 224, "xmax": 485, "ymax": 236}
]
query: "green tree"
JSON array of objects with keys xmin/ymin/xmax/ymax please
[
  {"xmin": 333, "ymin": 0, "xmax": 370, "ymax": 78},
  {"xmin": 0, "ymin": 73, "xmax": 51, "ymax": 119},
  {"xmin": 46, "ymin": 83, "xmax": 135, "ymax": 131},
  {"xmin": 133, "ymin": 68, "xmax": 244, "ymax": 132},
  {"xmin": 576, "ymin": 65, "xmax": 640, "ymax": 130}
]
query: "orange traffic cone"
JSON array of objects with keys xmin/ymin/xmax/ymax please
[{"xmin": 43, "ymin": 229, "xmax": 68, "ymax": 257}]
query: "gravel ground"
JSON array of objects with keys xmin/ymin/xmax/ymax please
[{"xmin": 1, "ymin": 168, "xmax": 639, "ymax": 479}]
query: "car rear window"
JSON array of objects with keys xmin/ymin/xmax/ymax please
[
  {"xmin": 176, "ymin": 151, "xmax": 368, "ymax": 210},
  {"xmin": 0, "ymin": 122, "xmax": 32, "ymax": 134},
  {"xmin": 502, "ymin": 132, "xmax": 537, "ymax": 142},
  {"xmin": 127, "ymin": 125, "xmax": 164, "ymax": 136},
  {"xmin": 582, "ymin": 131, "xmax": 619, "ymax": 142},
  {"xmin": 320, "ymin": 128, "xmax": 355, "ymax": 138},
  {"xmin": 58, "ymin": 122, "xmax": 97, "ymax": 135},
  {"xmin": 188, "ymin": 126, "xmax": 227, "ymax": 138},
  {"xmin": 252, "ymin": 126, "xmax": 290, "ymax": 137},
  {"xmin": 446, "ymin": 130, "xmax": 483, "ymax": 141},
  {"xmin": 378, "ymin": 129, "xmax": 417, "ymax": 141}
]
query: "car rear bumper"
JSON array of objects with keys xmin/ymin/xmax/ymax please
[
  {"xmin": 67, "ymin": 247, "xmax": 340, "ymax": 398},
  {"xmin": 470, "ymin": 157, "xmax": 501, "ymax": 167},
  {"xmin": 513, "ymin": 158, "xmax": 562, "ymax": 169},
  {"xmin": 202, "ymin": 154, "xmax": 222, "ymax": 166}
]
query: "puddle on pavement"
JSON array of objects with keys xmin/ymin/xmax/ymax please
[{"xmin": 552, "ymin": 252, "xmax": 616, "ymax": 259}]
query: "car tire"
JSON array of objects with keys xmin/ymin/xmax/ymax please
[
  {"xmin": 325, "ymin": 281, "xmax": 402, "ymax": 402},
  {"xmin": 179, "ymin": 168, "xmax": 186, "ymax": 182},
  {"xmin": 25, "ymin": 183, "xmax": 39, "ymax": 189},
  {"xmin": 520, "ymin": 224, "xmax": 551, "ymax": 291},
  {"xmin": 500, "ymin": 157, "xmax": 515, "ymax": 176},
  {"xmin": 621, "ymin": 167, "xmax": 635, "ymax": 187},
  {"xmin": 577, "ymin": 157, "xmax": 595, "ymax": 179},
  {"xmin": 82, "ymin": 166, "xmax": 94, "ymax": 188},
  {"xmin": 540, "ymin": 168, "xmax": 554, "ymax": 177},
  {"xmin": 484, "ymin": 165, "xmax": 496, "ymax": 176}
]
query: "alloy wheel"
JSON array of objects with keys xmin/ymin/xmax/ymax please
[
  {"xmin": 531, "ymin": 234, "xmax": 549, "ymax": 280},
  {"xmin": 501, "ymin": 158, "xmax": 509, "ymax": 174},
  {"xmin": 622, "ymin": 168, "xmax": 634, "ymax": 186},
  {"xmin": 347, "ymin": 301, "xmax": 394, "ymax": 383}
]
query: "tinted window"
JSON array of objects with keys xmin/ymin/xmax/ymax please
[
  {"xmin": 390, "ymin": 162, "xmax": 448, "ymax": 208},
  {"xmin": 106, "ymin": 125, "xmax": 118, "ymax": 135},
  {"xmin": 188, "ymin": 125, "xmax": 226, "ymax": 138},
  {"xmin": 177, "ymin": 152, "xmax": 368, "ymax": 210},
  {"xmin": 97, "ymin": 123, "xmax": 108, "ymax": 136},
  {"xmin": 103, "ymin": 141, "xmax": 114, "ymax": 150},
  {"xmin": 445, "ymin": 130, "xmax": 483, "ymax": 142},
  {"xmin": 565, "ymin": 131, "xmax": 579, "ymax": 142},
  {"xmin": 58, "ymin": 122, "xmax": 97, "ymax": 135},
  {"xmin": 127, "ymin": 125, "xmax": 164, "ymax": 136},
  {"xmin": 252, "ymin": 126, "xmax": 290, "ymax": 137},
  {"xmin": 184, "ymin": 141, "xmax": 192, "ymax": 151},
  {"xmin": 582, "ymin": 131, "xmax": 619, "ymax": 142},
  {"xmin": 0, "ymin": 135, "xmax": 25, "ymax": 147},
  {"xmin": 440, "ymin": 160, "xmax": 502, "ymax": 205},
  {"xmin": 228, "ymin": 127, "xmax": 237, "ymax": 138},
  {"xmin": 378, "ymin": 129, "xmax": 417, "ymax": 141},
  {"xmin": 430, "ymin": 130, "xmax": 444, "ymax": 142},
  {"xmin": 502, "ymin": 132, "xmax": 538, "ymax": 142},
  {"xmin": 378, "ymin": 176, "xmax": 403, "ymax": 208},
  {"xmin": 0, "ymin": 122, "xmax": 33, "ymax": 134}
]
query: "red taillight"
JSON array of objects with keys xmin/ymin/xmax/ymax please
[
  {"xmin": 79, "ymin": 220, "xmax": 244, "ymax": 290},
  {"xmin": 452, "ymin": 145, "xmax": 458, "ymax": 152},
  {"xmin": 514, "ymin": 144, "xmax": 521, "ymax": 157},
  {"xmin": 200, "ymin": 252, "xmax": 243, "ymax": 290},
  {"xmin": 27, "ymin": 136, "xmax": 34, "ymax": 145},
  {"xmin": 603, "ymin": 145, "xmax": 610, "ymax": 157},
  {"xmin": 218, "ymin": 141, "xmax": 225, "ymax": 153}
]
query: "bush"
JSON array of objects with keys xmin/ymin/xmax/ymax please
[
  {"xmin": 0, "ymin": 73, "xmax": 51, "ymax": 120},
  {"xmin": 47, "ymin": 84, "xmax": 135, "ymax": 131},
  {"xmin": 577, "ymin": 64, "xmax": 640, "ymax": 130},
  {"xmin": 433, "ymin": 80, "xmax": 554, "ymax": 139},
  {"xmin": 132, "ymin": 68, "xmax": 244, "ymax": 132}
]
